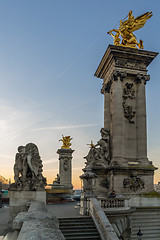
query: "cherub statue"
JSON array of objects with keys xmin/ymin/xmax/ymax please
[
  {"xmin": 59, "ymin": 135, "xmax": 73, "ymax": 149},
  {"xmin": 108, "ymin": 11, "xmax": 152, "ymax": 49}
]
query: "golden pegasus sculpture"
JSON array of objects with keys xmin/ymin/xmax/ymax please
[
  {"xmin": 59, "ymin": 135, "xmax": 73, "ymax": 149},
  {"xmin": 108, "ymin": 11, "xmax": 152, "ymax": 49}
]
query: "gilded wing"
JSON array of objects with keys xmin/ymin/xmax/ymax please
[{"xmin": 130, "ymin": 12, "xmax": 153, "ymax": 32}]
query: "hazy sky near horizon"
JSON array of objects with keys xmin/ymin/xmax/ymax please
[{"xmin": 0, "ymin": 0, "xmax": 160, "ymax": 188}]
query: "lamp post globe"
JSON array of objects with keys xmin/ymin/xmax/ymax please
[{"xmin": 137, "ymin": 229, "xmax": 143, "ymax": 240}]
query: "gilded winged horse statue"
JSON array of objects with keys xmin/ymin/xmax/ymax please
[
  {"xmin": 108, "ymin": 11, "xmax": 152, "ymax": 49},
  {"xmin": 59, "ymin": 135, "xmax": 73, "ymax": 149}
]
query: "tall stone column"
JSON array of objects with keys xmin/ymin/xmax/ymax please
[
  {"xmin": 57, "ymin": 148, "xmax": 74, "ymax": 192},
  {"xmin": 136, "ymin": 74, "xmax": 150, "ymax": 161},
  {"xmin": 94, "ymin": 45, "xmax": 158, "ymax": 195}
]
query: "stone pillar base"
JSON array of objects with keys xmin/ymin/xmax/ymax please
[{"xmin": 9, "ymin": 190, "xmax": 46, "ymax": 220}]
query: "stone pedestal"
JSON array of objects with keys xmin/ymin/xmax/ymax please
[
  {"xmin": 9, "ymin": 190, "xmax": 46, "ymax": 220},
  {"xmin": 93, "ymin": 45, "xmax": 158, "ymax": 196},
  {"xmin": 57, "ymin": 148, "xmax": 74, "ymax": 192}
]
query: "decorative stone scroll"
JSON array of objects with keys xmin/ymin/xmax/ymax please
[
  {"xmin": 9, "ymin": 143, "xmax": 47, "ymax": 191},
  {"xmin": 123, "ymin": 176, "xmax": 145, "ymax": 191}
]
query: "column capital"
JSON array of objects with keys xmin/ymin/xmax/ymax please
[
  {"xmin": 101, "ymin": 70, "xmax": 127, "ymax": 94},
  {"xmin": 135, "ymin": 73, "xmax": 150, "ymax": 84},
  {"xmin": 101, "ymin": 80, "xmax": 112, "ymax": 94},
  {"xmin": 113, "ymin": 70, "xmax": 127, "ymax": 81}
]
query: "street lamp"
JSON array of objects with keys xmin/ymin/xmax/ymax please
[{"xmin": 137, "ymin": 228, "xmax": 143, "ymax": 240}]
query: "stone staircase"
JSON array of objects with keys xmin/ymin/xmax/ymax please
[
  {"xmin": 131, "ymin": 208, "xmax": 160, "ymax": 240},
  {"xmin": 59, "ymin": 216, "xmax": 101, "ymax": 240}
]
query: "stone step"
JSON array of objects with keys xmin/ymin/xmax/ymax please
[
  {"xmin": 132, "ymin": 224, "xmax": 160, "ymax": 232},
  {"xmin": 131, "ymin": 235, "xmax": 160, "ymax": 240},
  {"xmin": 61, "ymin": 228, "xmax": 97, "ymax": 233},
  {"xmin": 132, "ymin": 214, "xmax": 160, "ymax": 219},
  {"xmin": 131, "ymin": 220, "xmax": 160, "ymax": 227},
  {"xmin": 59, "ymin": 217, "xmax": 101, "ymax": 240},
  {"xmin": 59, "ymin": 217, "xmax": 91, "ymax": 220},
  {"xmin": 131, "ymin": 210, "xmax": 160, "ymax": 240},
  {"xmin": 63, "ymin": 232, "xmax": 99, "ymax": 237},
  {"xmin": 59, "ymin": 222, "xmax": 95, "ymax": 227},
  {"xmin": 59, "ymin": 218, "xmax": 93, "ymax": 223},
  {"xmin": 132, "ymin": 218, "xmax": 160, "ymax": 222},
  {"xmin": 60, "ymin": 226, "xmax": 95, "ymax": 231},
  {"xmin": 132, "ymin": 229, "xmax": 160, "ymax": 234},
  {"xmin": 132, "ymin": 238, "xmax": 160, "ymax": 240},
  {"xmin": 64, "ymin": 236, "xmax": 101, "ymax": 240}
]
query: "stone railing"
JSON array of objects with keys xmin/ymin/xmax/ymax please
[
  {"xmin": 98, "ymin": 197, "xmax": 126, "ymax": 209},
  {"xmin": 88, "ymin": 197, "xmax": 119, "ymax": 240},
  {"xmin": 12, "ymin": 201, "xmax": 65, "ymax": 240}
]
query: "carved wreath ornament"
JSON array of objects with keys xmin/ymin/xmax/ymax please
[
  {"xmin": 123, "ymin": 176, "xmax": 144, "ymax": 191},
  {"xmin": 123, "ymin": 83, "xmax": 136, "ymax": 123}
]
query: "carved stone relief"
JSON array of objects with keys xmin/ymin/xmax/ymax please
[
  {"xmin": 63, "ymin": 158, "xmax": 68, "ymax": 171},
  {"xmin": 123, "ymin": 176, "xmax": 145, "ymax": 191},
  {"xmin": 115, "ymin": 59, "xmax": 147, "ymax": 71},
  {"xmin": 123, "ymin": 83, "xmax": 135, "ymax": 99},
  {"xmin": 123, "ymin": 82, "xmax": 136, "ymax": 123}
]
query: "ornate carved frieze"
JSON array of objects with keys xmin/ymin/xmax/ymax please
[
  {"xmin": 115, "ymin": 59, "xmax": 147, "ymax": 71},
  {"xmin": 123, "ymin": 83, "xmax": 136, "ymax": 123},
  {"xmin": 123, "ymin": 176, "xmax": 145, "ymax": 191},
  {"xmin": 135, "ymin": 73, "xmax": 150, "ymax": 84}
]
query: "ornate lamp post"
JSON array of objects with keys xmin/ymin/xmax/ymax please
[{"xmin": 137, "ymin": 228, "xmax": 143, "ymax": 240}]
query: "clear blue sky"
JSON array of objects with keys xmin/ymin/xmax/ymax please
[{"xmin": 0, "ymin": 0, "xmax": 159, "ymax": 187}]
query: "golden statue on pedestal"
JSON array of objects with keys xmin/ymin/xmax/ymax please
[
  {"xmin": 108, "ymin": 11, "xmax": 152, "ymax": 49},
  {"xmin": 59, "ymin": 135, "xmax": 72, "ymax": 149}
]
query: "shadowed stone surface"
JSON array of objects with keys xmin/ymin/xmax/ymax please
[{"xmin": 13, "ymin": 201, "xmax": 65, "ymax": 240}]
